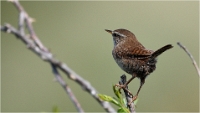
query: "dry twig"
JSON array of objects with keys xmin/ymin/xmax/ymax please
[
  {"xmin": 177, "ymin": 42, "xmax": 200, "ymax": 77},
  {"xmin": 119, "ymin": 75, "xmax": 135, "ymax": 113},
  {"xmin": 51, "ymin": 64, "xmax": 84, "ymax": 112},
  {"xmin": 1, "ymin": 0, "xmax": 116, "ymax": 112}
]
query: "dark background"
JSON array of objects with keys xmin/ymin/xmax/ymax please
[{"xmin": 1, "ymin": 1, "xmax": 199, "ymax": 112}]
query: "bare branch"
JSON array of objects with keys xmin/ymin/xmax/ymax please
[
  {"xmin": 18, "ymin": 12, "xmax": 25, "ymax": 35},
  {"xmin": 119, "ymin": 75, "xmax": 135, "ymax": 113},
  {"xmin": 51, "ymin": 63, "xmax": 84, "ymax": 113},
  {"xmin": 12, "ymin": 0, "xmax": 47, "ymax": 51},
  {"xmin": 1, "ymin": 0, "xmax": 116, "ymax": 112},
  {"xmin": 177, "ymin": 42, "xmax": 200, "ymax": 77}
]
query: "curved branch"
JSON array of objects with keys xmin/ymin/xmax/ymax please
[{"xmin": 177, "ymin": 42, "xmax": 200, "ymax": 77}]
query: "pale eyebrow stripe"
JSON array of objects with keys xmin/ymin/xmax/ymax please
[{"xmin": 113, "ymin": 31, "xmax": 127, "ymax": 38}]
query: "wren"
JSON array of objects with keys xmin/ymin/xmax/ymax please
[{"xmin": 105, "ymin": 28, "xmax": 173, "ymax": 104}]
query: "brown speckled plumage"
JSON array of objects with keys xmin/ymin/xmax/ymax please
[{"xmin": 105, "ymin": 28, "xmax": 173, "ymax": 103}]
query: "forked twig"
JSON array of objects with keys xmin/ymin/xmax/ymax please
[
  {"xmin": 1, "ymin": 0, "xmax": 116, "ymax": 112},
  {"xmin": 13, "ymin": 0, "xmax": 47, "ymax": 51}
]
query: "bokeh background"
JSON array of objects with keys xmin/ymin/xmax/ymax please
[{"xmin": 1, "ymin": 1, "xmax": 199, "ymax": 112}]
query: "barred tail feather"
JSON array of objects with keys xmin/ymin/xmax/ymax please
[{"xmin": 151, "ymin": 44, "xmax": 173, "ymax": 59}]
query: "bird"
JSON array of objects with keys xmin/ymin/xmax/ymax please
[{"xmin": 105, "ymin": 28, "xmax": 173, "ymax": 104}]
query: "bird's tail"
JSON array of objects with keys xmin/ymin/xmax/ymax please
[{"xmin": 151, "ymin": 44, "xmax": 173, "ymax": 59}]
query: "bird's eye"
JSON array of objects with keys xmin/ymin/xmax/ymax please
[{"xmin": 112, "ymin": 33, "xmax": 118, "ymax": 37}]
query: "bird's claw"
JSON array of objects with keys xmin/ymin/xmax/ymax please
[
  {"xmin": 128, "ymin": 95, "xmax": 138, "ymax": 105},
  {"xmin": 115, "ymin": 84, "xmax": 124, "ymax": 93},
  {"xmin": 115, "ymin": 84, "xmax": 138, "ymax": 105},
  {"xmin": 115, "ymin": 84, "xmax": 134, "ymax": 97}
]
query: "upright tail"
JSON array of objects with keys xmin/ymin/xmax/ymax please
[{"xmin": 151, "ymin": 44, "xmax": 173, "ymax": 59}]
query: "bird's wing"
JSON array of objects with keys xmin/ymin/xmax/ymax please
[{"xmin": 124, "ymin": 46, "xmax": 153, "ymax": 59}]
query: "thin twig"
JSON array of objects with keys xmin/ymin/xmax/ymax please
[
  {"xmin": 51, "ymin": 63, "xmax": 84, "ymax": 113},
  {"xmin": 18, "ymin": 12, "xmax": 25, "ymax": 35},
  {"xmin": 1, "ymin": 24, "xmax": 115, "ymax": 112},
  {"xmin": 119, "ymin": 74, "xmax": 135, "ymax": 113},
  {"xmin": 1, "ymin": 0, "xmax": 116, "ymax": 112},
  {"xmin": 12, "ymin": 0, "xmax": 47, "ymax": 51},
  {"xmin": 177, "ymin": 42, "xmax": 200, "ymax": 77}
]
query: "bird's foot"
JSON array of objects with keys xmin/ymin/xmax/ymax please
[
  {"xmin": 115, "ymin": 84, "xmax": 133, "ymax": 97},
  {"xmin": 115, "ymin": 84, "xmax": 125, "ymax": 88},
  {"xmin": 128, "ymin": 95, "xmax": 138, "ymax": 105}
]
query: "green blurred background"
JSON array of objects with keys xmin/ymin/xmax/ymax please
[{"xmin": 1, "ymin": 1, "xmax": 199, "ymax": 112}]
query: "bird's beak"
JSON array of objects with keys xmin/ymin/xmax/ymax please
[{"xmin": 105, "ymin": 29, "xmax": 112, "ymax": 34}]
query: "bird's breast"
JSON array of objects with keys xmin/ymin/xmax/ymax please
[{"xmin": 112, "ymin": 47, "xmax": 157, "ymax": 77}]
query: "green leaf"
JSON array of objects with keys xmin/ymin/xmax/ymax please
[
  {"xmin": 117, "ymin": 107, "xmax": 130, "ymax": 113},
  {"xmin": 123, "ymin": 98, "xmax": 127, "ymax": 105},
  {"xmin": 112, "ymin": 85, "xmax": 126, "ymax": 107},
  {"xmin": 113, "ymin": 84, "xmax": 121, "ymax": 98},
  {"xmin": 117, "ymin": 108, "xmax": 124, "ymax": 113},
  {"xmin": 98, "ymin": 94, "xmax": 120, "ymax": 107},
  {"xmin": 122, "ymin": 107, "xmax": 130, "ymax": 113}
]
